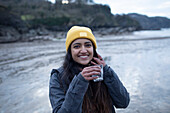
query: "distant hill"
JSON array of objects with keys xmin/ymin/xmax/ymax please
[
  {"xmin": 0, "ymin": 0, "xmax": 141, "ymax": 42},
  {"xmin": 1, "ymin": 0, "xmax": 170, "ymax": 42},
  {"xmin": 0, "ymin": 0, "xmax": 140, "ymax": 30},
  {"xmin": 127, "ymin": 13, "xmax": 170, "ymax": 30}
]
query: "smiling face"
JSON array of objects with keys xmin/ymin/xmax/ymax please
[{"xmin": 71, "ymin": 38, "xmax": 94, "ymax": 65}]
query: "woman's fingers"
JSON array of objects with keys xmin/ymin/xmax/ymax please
[
  {"xmin": 93, "ymin": 57, "xmax": 101, "ymax": 64},
  {"xmin": 93, "ymin": 53, "xmax": 106, "ymax": 66},
  {"xmin": 81, "ymin": 66, "xmax": 101, "ymax": 81},
  {"xmin": 82, "ymin": 66, "xmax": 101, "ymax": 76},
  {"xmin": 84, "ymin": 76, "xmax": 98, "ymax": 81},
  {"xmin": 83, "ymin": 71, "xmax": 101, "ymax": 77},
  {"xmin": 83, "ymin": 66, "xmax": 101, "ymax": 72},
  {"xmin": 91, "ymin": 61, "xmax": 97, "ymax": 65},
  {"xmin": 81, "ymin": 54, "xmax": 106, "ymax": 81},
  {"xmin": 97, "ymin": 54, "xmax": 103, "ymax": 60}
]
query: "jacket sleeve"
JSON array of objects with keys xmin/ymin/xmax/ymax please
[
  {"xmin": 49, "ymin": 71, "xmax": 89, "ymax": 113},
  {"xmin": 103, "ymin": 65, "xmax": 130, "ymax": 108}
]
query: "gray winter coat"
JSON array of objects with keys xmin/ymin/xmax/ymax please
[{"xmin": 49, "ymin": 65, "xmax": 130, "ymax": 113}]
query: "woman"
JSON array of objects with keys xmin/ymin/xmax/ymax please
[{"xmin": 49, "ymin": 26, "xmax": 130, "ymax": 113}]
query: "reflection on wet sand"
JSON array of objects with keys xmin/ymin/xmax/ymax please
[{"xmin": 0, "ymin": 29, "xmax": 170, "ymax": 113}]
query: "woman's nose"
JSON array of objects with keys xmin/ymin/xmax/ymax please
[{"xmin": 80, "ymin": 46, "xmax": 87, "ymax": 53}]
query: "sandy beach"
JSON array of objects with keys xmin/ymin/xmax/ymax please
[{"xmin": 0, "ymin": 29, "xmax": 170, "ymax": 113}]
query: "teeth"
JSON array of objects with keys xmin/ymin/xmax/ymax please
[{"xmin": 80, "ymin": 56, "xmax": 88, "ymax": 58}]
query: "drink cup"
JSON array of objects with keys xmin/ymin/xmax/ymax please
[{"xmin": 92, "ymin": 65, "xmax": 103, "ymax": 82}]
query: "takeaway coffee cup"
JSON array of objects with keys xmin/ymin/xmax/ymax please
[{"xmin": 92, "ymin": 65, "xmax": 103, "ymax": 82}]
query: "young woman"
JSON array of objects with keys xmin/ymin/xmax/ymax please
[{"xmin": 49, "ymin": 26, "xmax": 130, "ymax": 113}]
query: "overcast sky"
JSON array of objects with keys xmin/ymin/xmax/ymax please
[
  {"xmin": 49, "ymin": 0, "xmax": 170, "ymax": 18},
  {"xmin": 94, "ymin": 0, "xmax": 170, "ymax": 18}
]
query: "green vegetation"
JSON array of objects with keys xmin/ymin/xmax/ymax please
[
  {"xmin": 29, "ymin": 16, "xmax": 70, "ymax": 26},
  {"xmin": 115, "ymin": 15, "xmax": 141, "ymax": 28},
  {"xmin": 0, "ymin": 0, "xmax": 141, "ymax": 30},
  {"xmin": 21, "ymin": 15, "xmax": 34, "ymax": 21}
]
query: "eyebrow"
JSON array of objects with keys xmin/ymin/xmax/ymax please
[{"xmin": 72, "ymin": 41, "xmax": 91, "ymax": 45}]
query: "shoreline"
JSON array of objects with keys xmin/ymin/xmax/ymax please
[
  {"xmin": 0, "ymin": 27, "xmax": 137, "ymax": 43},
  {"xmin": 0, "ymin": 28, "xmax": 170, "ymax": 44}
]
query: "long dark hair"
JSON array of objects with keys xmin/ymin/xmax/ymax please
[{"xmin": 62, "ymin": 43, "xmax": 112, "ymax": 113}]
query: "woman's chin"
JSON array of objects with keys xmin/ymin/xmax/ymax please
[{"xmin": 79, "ymin": 61, "xmax": 89, "ymax": 66}]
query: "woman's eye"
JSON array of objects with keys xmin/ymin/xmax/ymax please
[
  {"xmin": 73, "ymin": 45, "xmax": 80, "ymax": 48},
  {"xmin": 85, "ymin": 44, "xmax": 92, "ymax": 48}
]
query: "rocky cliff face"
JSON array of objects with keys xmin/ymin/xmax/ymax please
[
  {"xmin": 0, "ymin": 0, "xmax": 139, "ymax": 29},
  {"xmin": 128, "ymin": 13, "xmax": 170, "ymax": 30},
  {"xmin": 3, "ymin": 0, "xmax": 170, "ymax": 43},
  {"xmin": 0, "ymin": 5, "xmax": 28, "ymax": 42}
]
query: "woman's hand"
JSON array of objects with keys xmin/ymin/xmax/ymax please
[
  {"xmin": 91, "ymin": 54, "xmax": 106, "ymax": 67},
  {"xmin": 81, "ymin": 66, "xmax": 101, "ymax": 81}
]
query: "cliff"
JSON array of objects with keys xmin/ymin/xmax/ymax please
[
  {"xmin": 0, "ymin": 5, "xmax": 28, "ymax": 42},
  {"xmin": 0, "ymin": 0, "xmax": 140, "ymax": 29},
  {"xmin": 128, "ymin": 13, "xmax": 170, "ymax": 30},
  {"xmin": 0, "ymin": 0, "xmax": 140, "ymax": 42},
  {"xmin": 1, "ymin": 0, "xmax": 170, "ymax": 43}
]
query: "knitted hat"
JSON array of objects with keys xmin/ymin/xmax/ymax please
[{"xmin": 65, "ymin": 26, "xmax": 97, "ymax": 51}]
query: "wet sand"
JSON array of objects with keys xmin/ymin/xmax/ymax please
[{"xmin": 0, "ymin": 29, "xmax": 170, "ymax": 113}]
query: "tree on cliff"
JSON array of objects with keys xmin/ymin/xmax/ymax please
[{"xmin": 55, "ymin": 0, "xmax": 94, "ymax": 4}]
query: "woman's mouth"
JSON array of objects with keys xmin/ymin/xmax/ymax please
[{"xmin": 79, "ymin": 55, "xmax": 89, "ymax": 59}]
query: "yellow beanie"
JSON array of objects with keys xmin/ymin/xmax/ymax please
[{"xmin": 65, "ymin": 26, "xmax": 97, "ymax": 51}]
